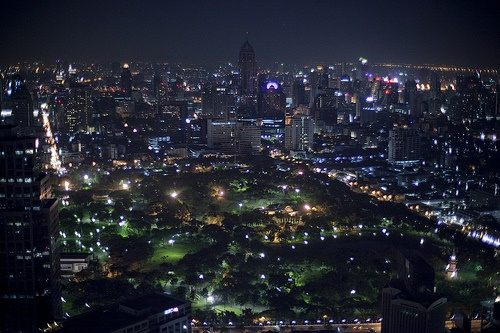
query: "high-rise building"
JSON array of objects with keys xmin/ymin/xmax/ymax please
[
  {"xmin": 381, "ymin": 251, "xmax": 447, "ymax": 333},
  {"xmin": 284, "ymin": 114, "xmax": 315, "ymax": 151},
  {"xmin": 3, "ymin": 75, "xmax": 35, "ymax": 135},
  {"xmin": 292, "ymin": 80, "xmax": 306, "ymax": 108},
  {"xmin": 202, "ymin": 85, "xmax": 236, "ymax": 120},
  {"xmin": 238, "ymin": 38, "xmax": 256, "ymax": 96},
  {"xmin": 379, "ymin": 79, "xmax": 399, "ymax": 106},
  {"xmin": 257, "ymin": 81, "xmax": 286, "ymax": 118},
  {"xmin": 388, "ymin": 126, "xmax": 421, "ymax": 165},
  {"xmin": 65, "ymin": 83, "xmax": 93, "ymax": 134},
  {"xmin": 0, "ymin": 125, "xmax": 61, "ymax": 331},
  {"xmin": 120, "ymin": 63, "xmax": 133, "ymax": 98},
  {"xmin": 404, "ymin": 80, "xmax": 419, "ymax": 117},
  {"xmin": 207, "ymin": 119, "xmax": 261, "ymax": 154}
]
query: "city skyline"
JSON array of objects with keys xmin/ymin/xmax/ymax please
[{"xmin": 1, "ymin": 2, "xmax": 499, "ymax": 332}]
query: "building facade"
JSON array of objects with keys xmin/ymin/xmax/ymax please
[{"xmin": 0, "ymin": 125, "xmax": 61, "ymax": 331}]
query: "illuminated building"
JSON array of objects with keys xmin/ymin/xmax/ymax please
[
  {"xmin": 379, "ymin": 79, "xmax": 399, "ymax": 106},
  {"xmin": 3, "ymin": 74, "xmax": 35, "ymax": 135},
  {"xmin": 238, "ymin": 38, "xmax": 256, "ymax": 96},
  {"xmin": 207, "ymin": 119, "xmax": 261, "ymax": 154},
  {"xmin": 59, "ymin": 294, "xmax": 192, "ymax": 333},
  {"xmin": 65, "ymin": 83, "xmax": 93, "ymax": 133},
  {"xmin": 0, "ymin": 125, "xmax": 61, "ymax": 331},
  {"xmin": 446, "ymin": 252, "xmax": 458, "ymax": 279},
  {"xmin": 284, "ymin": 114, "xmax": 315, "ymax": 151},
  {"xmin": 120, "ymin": 63, "xmax": 133, "ymax": 97},
  {"xmin": 257, "ymin": 81, "xmax": 286, "ymax": 118},
  {"xmin": 404, "ymin": 80, "xmax": 419, "ymax": 117},
  {"xmin": 388, "ymin": 126, "xmax": 421, "ymax": 165},
  {"xmin": 312, "ymin": 87, "xmax": 338, "ymax": 125},
  {"xmin": 292, "ymin": 79, "xmax": 306, "ymax": 108},
  {"xmin": 202, "ymin": 85, "xmax": 236, "ymax": 120}
]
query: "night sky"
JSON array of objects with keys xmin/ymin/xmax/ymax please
[{"xmin": 1, "ymin": 0, "xmax": 499, "ymax": 67}]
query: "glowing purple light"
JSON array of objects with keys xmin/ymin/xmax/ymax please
[{"xmin": 266, "ymin": 82, "xmax": 279, "ymax": 90}]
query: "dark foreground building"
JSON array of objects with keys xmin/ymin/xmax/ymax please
[
  {"xmin": 59, "ymin": 293, "xmax": 192, "ymax": 333},
  {"xmin": 381, "ymin": 251, "xmax": 447, "ymax": 333},
  {"xmin": 0, "ymin": 125, "xmax": 61, "ymax": 331}
]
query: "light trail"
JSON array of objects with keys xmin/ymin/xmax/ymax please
[{"xmin": 40, "ymin": 104, "xmax": 62, "ymax": 172}]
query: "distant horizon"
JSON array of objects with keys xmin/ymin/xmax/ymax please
[{"xmin": 1, "ymin": 59, "xmax": 498, "ymax": 72}]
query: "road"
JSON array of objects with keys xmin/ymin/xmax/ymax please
[{"xmin": 193, "ymin": 319, "xmax": 483, "ymax": 333}]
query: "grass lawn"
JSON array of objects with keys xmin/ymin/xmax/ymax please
[
  {"xmin": 193, "ymin": 300, "xmax": 268, "ymax": 315},
  {"xmin": 149, "ymin": 242, "xmax": 201, "ymax": 266}
]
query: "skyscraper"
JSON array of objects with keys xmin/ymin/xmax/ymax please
[
  {"xmin": 284, "ymin": 114, "xmax": 315, "ymax": 151},
  {"xmin": 238, "ymin": 38, "xmax": 256, "ymax": 97},
  {"xmin": 120, "ymin": 63, "xmax": 133, "ymax": 98},
  {"xmin": 0, "ymin": 125, "xmax": 61, "ymax": 332},
  {"xmin": 292, "ymin": 79, "xmax": 306, "ymax": 108},
  {"xmin": 207, "ymin": 119, "xmax": 261, "ymax": 155},
  {"xmin": 65, "ymin": 82, "xmax": 93, "ymax": 134},
  {"xmin": 404, "ymin": 80, "xmax": 419, "ymax": 117},
  {"xmin": 202, "ymin": 85, "xmax": 237, "ymax": 120},
  {"xmin": 257, "ymin": 81, "xmax": 286, "ymax": 118},
  {"xmin": 3, "ymin": 75, "xmax": 35, "ymax": 135},
  {"xmin": 388, "ymin": 126, "xmax": 421, "ymax": 165}
]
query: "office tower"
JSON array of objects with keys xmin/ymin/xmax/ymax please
[
  {"xmin": 357, "ymin": 57, "xmax": 369, "ymax": 80},
  {"xmin": 292, "ymin": 80, "xmax": 306, "ymax": 108},
  {"xmin": 381, "ymin": 252, "xmax": 447, "ymax": 333},
  {"xmin": 6, "ymin": 74, "xmax": 24, "ymax": 97},
  {"xmin": 153, "ymin": 74, "xmax": 161, "ymax": 114},
  {"xmin": 308, "ymin": 66, "xmax": 329, "ymax": 107},
  {"xmin": 202, "ymin": 85, "xmax": 237, "ymax": 120},
  {"xmin": 388, "ymin": 126, "xmax": 421, "ymax": 165},
  {"xmin": 429, "ymin": 71, "xmax": 442, "ymax": 115},
  {"xmin": 48, "ymin": 93, "xmax": 66, "ymax": 134},
  {"xmin": 257, "ymin": 81, "xmax": 286, "ymax": 118},
  {"xmin": 430, "ymin": 71, "xmax": 441, "ymax": 100},
  {"xmin": 379, "ymin": 79, "xmax": 399, "ymax": 106},
  {"xmin": 404, "ymin": 80, "xmax": 419, "ymax": 117},
  {"xmin": 120, "ymin": 63, "xmax": 133, "ymax": 97},
  {"xmin": 238, "ymin": 38, "xmax": 257, "ymax": 96},
  {"xmin": 284, "ymin": 114, "xmax": 315, "ymax": 151},
  {"xmin": 0, "ymin": 125, "xmax": 61, "ymax": 332},
  {"xmin": 65, "ymin": 83, "xmax": 93, "ymax": 134},
  {"xmin": 60, "ymin": 294, "xmax": 192, "ymax": 333},
  {"xmin": 3, "ymin": 75, "xmax": 35, "ymax": 135},
  {"xmin": 207, "ymin": 119, "xmax": 261, "ymax": 155},
  {"xmin": 312, "ymin": 88, "xmax": 338, "ymax": 125}
]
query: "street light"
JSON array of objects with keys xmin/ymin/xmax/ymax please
[{"xmin": 170, "ymin": 191, "xmax": 178, "ymax": 199}]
